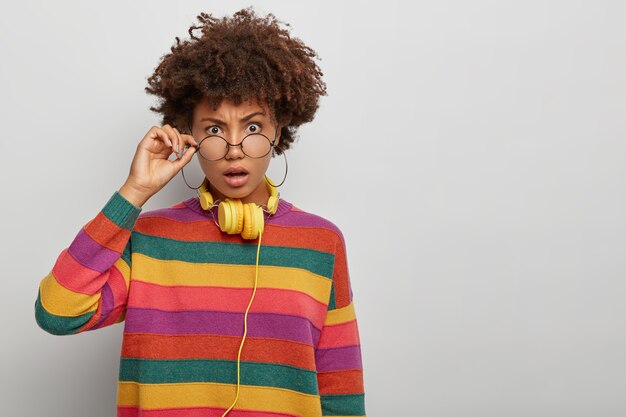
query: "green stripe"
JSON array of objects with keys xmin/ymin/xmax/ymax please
[
  {"xmin": 321, "ymin": 393, "xmax": 366, "ymax": 416},
  {"xmin": 121, "ymin": 238, "xmax": 132, "ymax": 267},
  {"xmin": 102, "ymin": 191, "xmax": 142, "ymax": 230},
  {"xmin": 328, "ymin": 281, "xmax": 336, "ymax": 310},
  {"xmin": 119, "ymin": 358, "xmax": 319, "ymax": 395},
  {"xmin": 131, "ymin": 232, "xmax": 335, "ymax": 278},
  {"xmin": 34, "ymin": 291, "xmax": 95, "ymax": 335}
]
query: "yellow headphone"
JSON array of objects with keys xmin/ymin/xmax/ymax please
[{"xmin": 198, "ymin": 175, "xmax": 279, "ymax": 240}]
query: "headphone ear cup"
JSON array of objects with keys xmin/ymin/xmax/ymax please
[
  {"xmin": 199, "ymin": 192, "xmax": 213, "ymax": 210},
  {"xmin": 267, "ymin": 195, "xmax": 278, "ymax": 214},
  {"xmin": 264, "ymin": 176, "xmax": 279, "ymax": 214},
  {"xmin": 254, "ymin": 204, "xmax": 264, "ymax": 234},
  {"xmin": 218, "ymin": 199, "xmax": 244, "ymax": 234},
  {"xmin": 233, "ymin": 199, "xmax": 244, "ymax": 234},
  {"xmin": 199, "ymin": 178, "xmax": 214, "ymax": 210},
  {"xmin": 241, "ymin": 203, "xmax": 265, "ymax": 240},
  {"xmin": 241, "ymin": 203, "xmax": 254, "ymax": 240}
]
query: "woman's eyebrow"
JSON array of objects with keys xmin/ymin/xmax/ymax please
[{"xmin": 200, "ymin": 111, "xmax": 266, "ymax": 125}]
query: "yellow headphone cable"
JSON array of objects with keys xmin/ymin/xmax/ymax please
[{"xmin": 221, "ymin": 226, "xmax": 263, "ymax": 417}]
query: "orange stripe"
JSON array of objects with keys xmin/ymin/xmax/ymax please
[
  {"xmin": 317, "ymin": 369, "xmax": 364, "ymax": 394},
  {"xmin": 121, "ymin": 333, "xmax": 316, "ymax": 370},
  {"xmin": 76, "ymin": 299, "xmax": 102, "ymax": 333},
  {"xmin": 84, "ymin": 212, "xmax": 131, "ymax": 253},
  {"xmin": 127, "ymin": 281, "xmax": 327, "ymax": 329},
  {"xmin": 317, "ymin": 320, "xmax": 360, "ymax": 348},
  {"xmin": 331, "ymin": 240, "xmax": 351, "ymax": 309},
  {"xmin": 118, "ymin": 405, "xmax": 298, "ymax": 417}
]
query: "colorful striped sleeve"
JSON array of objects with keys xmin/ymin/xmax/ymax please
[
  {"xmin": 35, "ymin": 190, "xmax": 141, "ymax": 335},
  {"xmin": 316, "ymin": 230, "xmax": 366, "ymax": 417}
]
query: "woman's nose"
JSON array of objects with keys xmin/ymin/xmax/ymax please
[{"xmin": 225, "ymin": 142, "xmax": 245, "ymax": 159}]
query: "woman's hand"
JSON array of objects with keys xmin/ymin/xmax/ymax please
[{"xmin": 119, "ymin": 124, "xmax": 198, "ymax": 207}]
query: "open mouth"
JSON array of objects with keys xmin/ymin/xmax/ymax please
[{"xmin": 223, "ymin": 167, "xmax": 249, "ymax": 187}]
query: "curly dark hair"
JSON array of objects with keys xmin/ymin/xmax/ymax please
[{"xmin": 144, "ymin": 6, "xmax": 327, "ymax": 155}]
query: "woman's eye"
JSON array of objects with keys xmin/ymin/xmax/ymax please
[
  {"xmin": 248, "ymin": 122, "xmax": 261, "ymax": 133},
  {"xmin": 207, "ymin": 126, "xmax": 221, "ymax": 135}
]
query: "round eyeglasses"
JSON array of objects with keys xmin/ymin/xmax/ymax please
[{"xmin": 195, "ymin": 128, "xmax": 277, "ymax": 161}]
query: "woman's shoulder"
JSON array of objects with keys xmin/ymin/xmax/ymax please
[
  {"xmin": 136, "ymin": 198, "xmax": 209, "ymax": 223},
  {"xmin": 274, "ymin": 200, "xmax": 346, "ymax": 242}
]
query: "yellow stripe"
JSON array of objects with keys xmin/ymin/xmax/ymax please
[
  {"xmin": 325, "ymin": 302, "xmax": 356, "ymax": 325},
  {"xmin": 132, "ymin": 253, "xmax": 332, "ymax": 304},
  {"xmin": 114, "ymin": 257, "xmax": 131, "ymax": 291},
  {"xmin": 39, "ymin": 272, "xmax": 99, "ymax": 317},
  {"xmin": 117, "ymin": 381, "xmax": 322, "ymax": 416}
]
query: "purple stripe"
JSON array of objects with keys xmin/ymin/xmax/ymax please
[
  {"xmin": 181, "ymin": 197, "xmax": 294, "ymax": 223},
  {"xmin": 93, "ymin": 283, "xmax": 114, "ymax": 329},
  {"xmin": 124, "ymin": 308, "xmax": 321, "ymax": 345},
  {"xmin": 315, "ymin": 345, "xmax": 363, "ymax": 371},
  {"xmin": 68, "ymin": 229, "xmax": 121, "ymax": 273},
  {"xmin": 268, "ymin": 211, "xmax": 343, "ymax": 237},
  {"xmin": 179, "ymin": 196, "xmax": 344, "ymax": 239}
]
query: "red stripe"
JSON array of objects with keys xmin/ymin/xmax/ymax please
[
  {"xmin": 134, "ymin": 216, "xmax": 339, "ymax": 255},
  {"xmin": 317, "ymin": 369, "xmax": 364, "ymax": 394},
  {"xmin": 317, "ymin": 320, "xmax": 360, "ymax": 348},
  {"xmin": 127, "ymin": 281, "xmax": 326, "ymax": 329},
  {"xmin": 121, "ymin": 333, "xmax": 316, "ymax": 370},
  {"xmin": 52, "ymin": 248, "xmax": 113, "ymax": 295}
]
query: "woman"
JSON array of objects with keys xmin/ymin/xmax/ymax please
[{"xmin": 35, "ymin": 7, "xmax": 366, "ymax": 417}]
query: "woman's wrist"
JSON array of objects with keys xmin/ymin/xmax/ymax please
[{"xmin": 118, "ymin": 182, "xmax": 151, "ymax": 208}]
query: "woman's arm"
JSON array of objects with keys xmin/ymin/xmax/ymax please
[
  {"xmin": 315, "ymin": 231, "xmax": 367, "ymax": 416},
  {"xmin": 34, "ymin": 190, "xmax": 141, "ymax": 335}
]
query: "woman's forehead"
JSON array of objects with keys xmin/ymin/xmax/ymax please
[{"xmin": 194, "ymin": 97, "xmax": 270, "ymax": 120}]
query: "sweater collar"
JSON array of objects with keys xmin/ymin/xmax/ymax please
[{"xmin": 182, "ymin": 195, "xmax": 293, "ymax": 222}]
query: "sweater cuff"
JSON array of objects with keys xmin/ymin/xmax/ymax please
[{"xmin": 101, "ymin": 191, "xmax": 142, "ymax": 230}]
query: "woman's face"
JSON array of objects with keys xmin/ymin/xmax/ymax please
[{"xmin": 190, "ymin": 97, "xmax": 280, "ymax": 206}]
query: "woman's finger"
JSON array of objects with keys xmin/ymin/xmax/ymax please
[
  {"xmin": 172, "ymin": 127, "xmax": 187, "ymax": 159},
  {"xmin": 161, "ymin": 124, "xmax": 179, "ymax": 154},
  {"xmin": 148, "ymin": 127, "xmax": 173, "ymax": 153},
  {"xmin": 171, "ymin": 143, "xmax": 197, "ymax": 171}
]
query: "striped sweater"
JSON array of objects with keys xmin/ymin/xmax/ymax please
[{"xmin": 35, "ymin": 190, "xmax": 366, "ymax": 417}]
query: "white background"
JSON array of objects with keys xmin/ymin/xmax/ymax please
[{"xmin": 2, "ymin": 1, "xmax": 626, "ymax": 416}]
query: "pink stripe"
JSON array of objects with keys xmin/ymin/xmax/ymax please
[
  {"xmin": 317, "ymin": 320, "xmax": 360, "ymax": 348},
  {"xmin": 107, "ymin": 266, "xmax": 128, "ymax": 310},
  {"xmin": 52, "ymin": 248, "xmax": 113, "ymax": 295},
  {"xmin": 127, "ymin": 281, "xmax": 327, "ymax": 329},
  {"xmin": 118, "ymin": 405, "xmax": 299, "ymax": 417},
  {"xmin": 92, "ymin": 283, "xmax": 114, "ymax": 328}
]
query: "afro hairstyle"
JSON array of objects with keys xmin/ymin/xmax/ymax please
[{"xmin": 144, "ymin": 6, "xmax": 328, "ymax": 155}]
